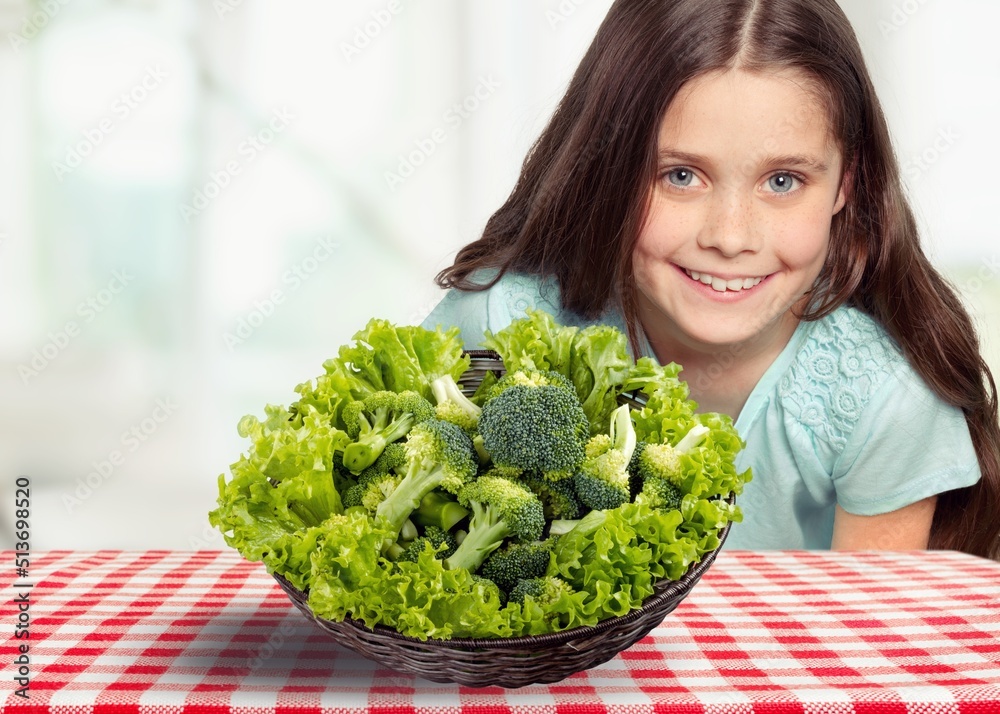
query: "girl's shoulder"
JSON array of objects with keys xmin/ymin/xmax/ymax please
[
  {"xmin": 420, "ymin": 270, "xmax": 572, "ymax": 348},
  {"xmin": 774, "ymin": 305, "xmax": 921, "ymax": 450}
]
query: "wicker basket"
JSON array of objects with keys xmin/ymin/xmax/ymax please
[{"xmin": 271, "ymin": 349, "xmax": 735, "ymax": 688}]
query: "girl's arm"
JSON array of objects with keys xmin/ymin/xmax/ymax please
[{"xmin": 831, "ymin": 496, "xmax": 937, "ymax": 550}]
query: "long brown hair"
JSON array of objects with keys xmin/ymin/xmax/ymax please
[{"xmin": 435, "ymin": 0, "xmax": 1000, "ymax": 559}]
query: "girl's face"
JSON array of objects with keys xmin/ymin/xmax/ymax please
[{"xmin": 633, "ymin": 67, "xmax": 847, "ymax": 359}]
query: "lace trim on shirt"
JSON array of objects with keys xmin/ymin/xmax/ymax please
[
  {"xmin": 500, "ymin": 273, "xmax": 560, "ymax": 316},
  {"xmin": 778, "ymin": 309, "xmax": 900, "ymax": 452}
]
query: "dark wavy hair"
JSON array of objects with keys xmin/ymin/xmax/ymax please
[{"xmin": 435, "ymin": 0, "xmax": 1000, "ymax": 559}]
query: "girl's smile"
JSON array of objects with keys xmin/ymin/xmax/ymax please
[
  {"xmin": 634, "ymin": 67, "xmax": 848, "ymax": 374},
  {"xmin": 677, "ymin": 265, "xmax": 769, "ymax": 295}
]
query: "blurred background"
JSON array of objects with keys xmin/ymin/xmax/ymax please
[{"xmin": 1, "ymin": 0, "xmax": 997, "ymax": 550}]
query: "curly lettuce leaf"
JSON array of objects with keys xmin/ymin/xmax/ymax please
[
  {"xmin": 334, "ymin": 319, "xmax": 469, "ymax": 403},
  {"xmin": 504, "ymin": 581, "xmax": 595, "ymax": 636},
  {"xmin": 483, "ymin": 311, "xmax": 634, "ymax": 433},
  {"xmin": 482, "ymin": 308, "xmax": 577, "ymax": 375},
  {"xmin": 569, "ymin": 324, "xmax": 633, "ymax": 434},
  {"xmin": 547, "ymin": 502, "xmax": 704, "ymax": 622},
  {"xmin": 235, "ymin": 404, "xmax": 351, "ymax": 485},
  {"xmin": 307, "ymin": 514, "xmax": 511, "ymax": 640},
  {"xmin": 208, "ymin": 460, "xmax": 345, "ymax": 590},
  {"xmin": 620, "ymin": 356, "xmax": 688, "ymax": 401}
]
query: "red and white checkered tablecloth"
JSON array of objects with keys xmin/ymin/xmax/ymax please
[{"xmin": 2, "ymin": 550, "xmax": 999, "ymax": 713}]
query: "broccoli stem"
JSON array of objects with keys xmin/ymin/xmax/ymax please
[
  {"xmin": 431, "ymin": 375, "xmax": 481, "ymax": 417},
  {"xmin": 343, "ymin": 414, "xmax": 417, "ymax": 473},
  {"xmin": 399, "ymin": 519, "xmax": 419, "ymax": 541},
  {"xmin": 472, "ymin": 434, "xmax": 491, "ymax": 465},
  {"xmin": 443, "ymin": 505, "xmax": 510, "ymax": 573},
  {"xmin": 374, "ymin": 465, "xmax": 448, "ymax": 537},
  {"xmin": 675, "ymin": 423, "xmax": 710, "ymax": 452},
  {"xmin": 412, "ymin": 491, "xmax": 470, "ymax": 531},
  {"xmin": 610, "ymin": 403, "xmax": 637, "ymax": 462}
]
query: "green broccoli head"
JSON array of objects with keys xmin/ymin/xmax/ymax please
[
  {"xmin": 635, "ymin": 442, "xmax": 682, "ymax": 483},
  {"xmin": 342, "ymin": 471, "xmax": 401, "ymax": 514},
  {"xmin": 443, "ymin": 475, "xmax": 545, "ymax": 574},
  {"xmin": 632, "ymin": 423, "xmax": 710, "ymax": 487},
  {"xmin": 508, "ymin": 575, "xmax": 576, "ymax": 608},
  {"xmin": 397, "ymin": 525, "xmax": 458, "ymax": 562},
  {"xmin": 372, "ymin": 418, "xmax": 478, "ymax": 539},
  {"xmin": 632, "ymin": 442, "xmax": 684, "ymax": 510},
  {"xmin": 478, "ymin": 382, "xmax": 589, "ymax": 480},
  {"xmin": 357, "ymin": 442, "xmax": 407, "ymax": 480},
  {"xmin": 484, "ymin": 369, "xmax": 574, "ymax": 401},
  {"xmin": 341, "ymin": 390, "xmax": 434, "ymax": 474},
  {"xmin": 634, "ymin": 475, "xmax": 683, "ymax": 511},
  {"xmin": 572, "ymin": 403, "xmax": 636, "ymax": 511},
  {"xmin": 628, "ymin": 423, "xmax": 709, "ymax": 510},
  {"xmin": 479, "ymin": 539, "xmax": 555, "ymax": 594},
  {"xmin": 517, "ymin": 471, "xmax": 582, "ymax": 520}
]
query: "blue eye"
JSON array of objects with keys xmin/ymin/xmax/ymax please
[
  {"xmin": 767, "ymin": 173, "xmax": 800, "ymax": 193},
  {"xmin": 666, "ymin": 168, "xmax": 695, "ymax": 187}
]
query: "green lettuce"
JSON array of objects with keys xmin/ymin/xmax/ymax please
[
  {"xmin": 210, "ymin": 312, "xmax": 753, "ymax": 641},
  {"xmin": 307, "ymin": 512, "xmax": 512, "ymax": 640}
]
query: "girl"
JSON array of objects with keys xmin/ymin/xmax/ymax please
[{"xmin": 421, "ymin": 0, "xmax": 1000, "ymax": 558}]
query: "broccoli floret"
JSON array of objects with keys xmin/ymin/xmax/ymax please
[
  {"xmin": 518, "ymin": 471, "xmax": 582, "ymax": 520},
  {"xmin": 634, "ymin": 423, "xmax": 710, "ymax": 485},
  {"xmin": 442, "ymin": 475, "xmax": 545, "ymax": 574},
  {"xmin": 479, "ymin": 539, "xmax": 555, "ymax": 593},
  {"xmin": 478, "ymin": 381, "xmax": 589, "ymax": 481},
  {"xmin": 508, "ymin": 575, "xmax": 575, "ymax": 607},
  {"xmin": 372, "ymin": 418, "xmax": 478, "ymax": 539},
  {"xmin": 342, "ymin": 471, "xmax": 401, "ymax": 513},
  {"xmin": 358, "ymin": 442, "xmax": 407, "ymax": 480},
  {"xmin": 411, "ymin": 490, "xmax": 470, "ymax": 532},
  {"xmin": 483, "ymin": 369, "xmax": 574, "ymax": 401},
  {"xmin": 397, "ymin": 525, "xmax": 458, "ymax": 562},
  {"xmin": 572, "ymin": 403, "xmax": 637, "ymax": 510},
  {"xmin": 431, "ymin": 374, "xmax": 481, "ymax": 434},
  {"xmin": 631, "ymin": 423, "xmax": 709, "ymax": 509},
  {"xmin": 627, "ymin": 440, "xmax": 645, "ymax": 491},
  {"xmin": 635, "ymin": 476, "xmax": 683, "ymax": 510},
  {"xmin": 342, "ymin": 442, "xmax": 408, "ymax": 513},
  {"xmin": 341, "ymin": 390, "xmax": 434, "ymax": 474}
]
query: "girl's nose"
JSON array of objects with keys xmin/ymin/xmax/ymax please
[{"xmin": 696, "ymin": 192, "xmax": 761, "ymax": 257}]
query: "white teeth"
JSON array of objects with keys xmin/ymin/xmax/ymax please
[{"xmin": 684, "ymin": 269, "xmax": 764, "ymax": 292}]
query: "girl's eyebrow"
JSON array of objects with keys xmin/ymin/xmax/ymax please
[{"xmin": 658, "ymin": 148, "xmax": 831, "ymax": 173}]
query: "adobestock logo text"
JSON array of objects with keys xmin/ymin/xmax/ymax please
[
  {"xmin": 17, "ymin": 269, "xmax": 134, "ymax": 385},
  {"xmin": 51, "ymin": 65, "xmax": 168, "ymax": 182}
]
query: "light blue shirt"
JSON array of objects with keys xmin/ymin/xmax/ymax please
[{"xmin": 421, "ymin": 271, "xmax": 981, "ymax": 550}]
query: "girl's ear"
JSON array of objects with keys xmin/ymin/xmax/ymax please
[{"xmin": 834, "ymin": 160, "xmax": 854, "ymax": 215}]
